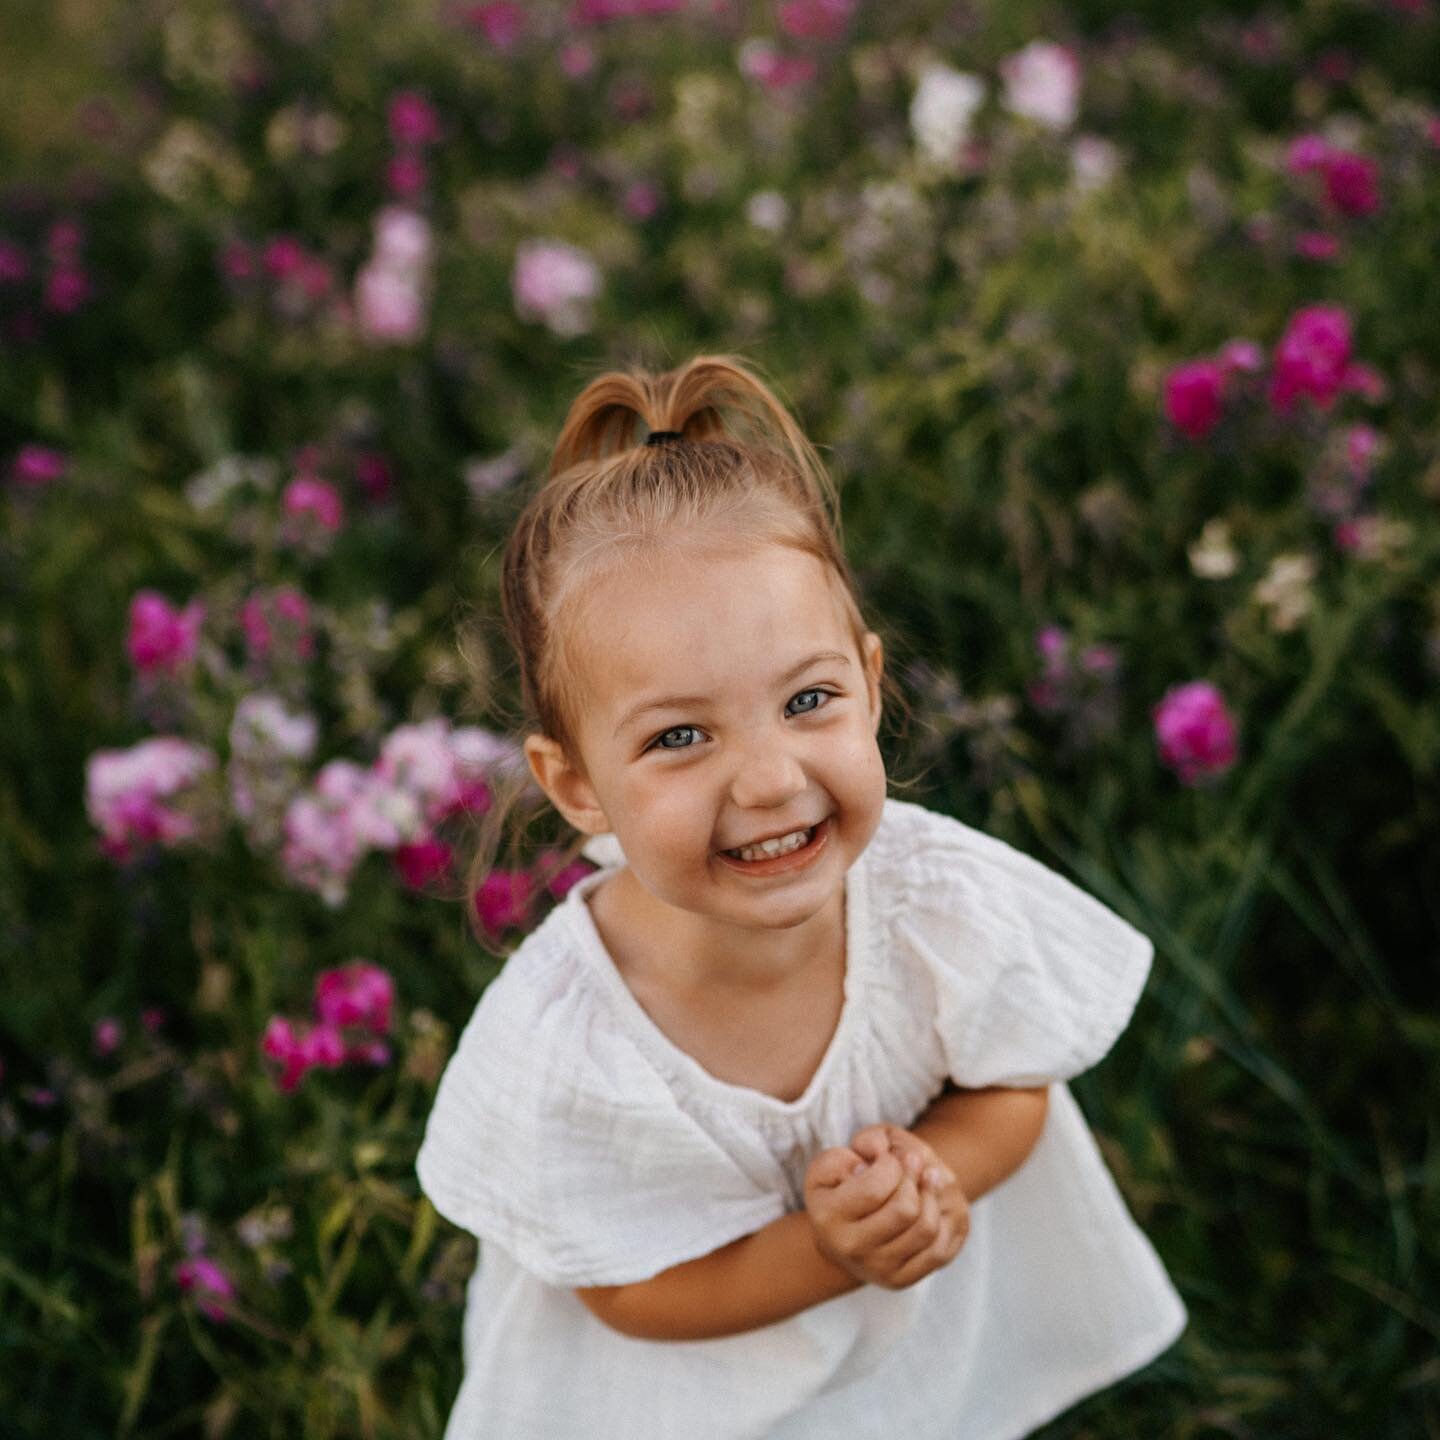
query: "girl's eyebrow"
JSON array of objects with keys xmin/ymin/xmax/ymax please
[{"xmin": 612, "ymin": 650, "xmax": 852, "ymax": 739}]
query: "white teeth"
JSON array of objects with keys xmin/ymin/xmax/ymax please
[{"xmin": 726, "ymin": 826, "xmax": 814, "ymax": 862}]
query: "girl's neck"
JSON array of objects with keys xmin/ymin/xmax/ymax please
[{"xmin": 586, "ymin": 866, "xmax": 846, "ymax": 1000}]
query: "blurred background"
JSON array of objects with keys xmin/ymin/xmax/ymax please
[{"xmin": 2, "ymin": 0, "xmax": 1438, "ymax": 1434}]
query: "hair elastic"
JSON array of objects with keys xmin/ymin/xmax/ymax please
[{"xmin": 644, "ymin": 430, "xmax": 685, "ymax": 445}]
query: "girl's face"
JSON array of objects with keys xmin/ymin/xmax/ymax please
[{"xmin": 524, "ymin": 542, "xmax": 887, "ymax": 940}]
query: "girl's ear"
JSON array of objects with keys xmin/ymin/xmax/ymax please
[
  {"xmin": 523, "ymin": 733, "xmax": 611, "ymax": 836},
  {"xmin": 862, "ymin": 632, "xmax": 885, "ymax": 735}
]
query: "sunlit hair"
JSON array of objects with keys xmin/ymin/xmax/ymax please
[{"xmin": 456, "ymin": 352, "xmax": 917, "ymax": 952}]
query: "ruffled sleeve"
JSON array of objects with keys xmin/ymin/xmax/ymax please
[
  {"xmin": 884, "ymin": 800, "xmax": 1155, "ymax": 1088},
  {"xmin": 414, "ymin": 931, "xmax": 786, "ymax": 1289}
]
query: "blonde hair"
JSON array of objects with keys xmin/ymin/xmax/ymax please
[{"xmin": 456, "ymin": 352, "xmax": 918, "ymax": 952}]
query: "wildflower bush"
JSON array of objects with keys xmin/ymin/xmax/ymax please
[{"xmin": 2, "ymin": 0, "xmax": 1438, "ymax": 1434}]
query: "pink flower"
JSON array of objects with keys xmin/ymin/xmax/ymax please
[
  {"xmin": 1152, "ymin": 681, "xmax": 1239, "ymax": 785},
  {"xmin": 85, "ymin": 737, "xmax": 217, "ymax": 861},
  {"xmin": 92, "ymin": 1017, "xmax": 124, "ymax": 1057},
  {"xmin": 315, "ymin": 961, "xmax": 395, "ymax": 1034},
  {"xmin": 282, "ymin": 476, "xmax": 345, "ymax": 532},
  {"xmin": 1295, "ymin": 231, "xmax": 1342, "ymax": 262},
  {"xmin": 463, "ymin": 0, "xmax": 526, "ymax": 48},
  {"xmin": 621, "ymin": 181, "xmax": 662, "ymax": 221},
  {"xmin": 9, "ymin": 444, "xmax": 67, "ymax": 488},
  {"xmin": 393, "ymin": 835, "xmax": 454, "ymax": 889},
  {"xmin": 355, "ymin": 262, "xmax": 427, "ymax": 342},
  {"xmin": 777, "ymin": 0, "xmax": 856, "ymax": 41},
  {"xmin": 127, "ymin": 591, "xmax": 205, "ymax": 677},
  {"xmin": 262, "ymin": 235, "xmax": 306, "ymax": 280},
  {"xmin": 261, "ymin": 1015, "xmax": 345, "ymax": 1090},
  {"xmin": 1286, "ymin": 133, "xmax": 1331, "ymax": 175},
  {"xmin": 511, "ymin": 239, "xmax": 602, "ymax": 337},
  {"xmin": 738, "ymin": 44, "xmax": 817, "ymax": 90},
  {"xmin": 999, "ymin": 41, "xmax": 1082, "ymax": 130},
  {"xmin": 1164, "ymin": 360, "xmax": 1226, "ymax": 441},
  {"xmin": 0, "ymin": 240, "xmax": 30, "ymax": 284},
  {"xmin": 1217, "ymin": 339, "xmax": 1264, "ymax": 374},
  {"xmin": 175, "ymin": 1255, "xmax": 235, "ymax": 1322},
  {"xmin": 44, "ymin": 266, "xmax": 91, "ymax": 313},
  {"xmin": 388, "ymin": 90, "xmax": 444, "ymax": 147},
  {"xmin": 1345, "ymin": 424, "xmax": 1385, "ymax": 480},
  {"xmin": 472, "ymin": 869, "xmax": 537, "ymax": 937},
  {"xmin": 220, "ymin": 241, "xmax": 254, "ymax": 281},
  {"xmin": 386, "ymin": 151, "xmax": 428, "ymax": 199},
  {"xmin": 1035, "ymin": 625, "xmax": 1069, "ymax": 670},
  {"xmin": 141, "ymin": 1007, "xmax": 166, "ymax": 1033},
  {"xmin": 558, "ymin": 41, "xmax": 595, "ymax": 77},
  {"xmin": 241, "ymin": 586, "xmax": 315, "ymax": 664}
]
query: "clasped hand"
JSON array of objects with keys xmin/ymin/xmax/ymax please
[{"xmin": 804, "ymin": 1124, "xmax": 971, "ymax": 1291}]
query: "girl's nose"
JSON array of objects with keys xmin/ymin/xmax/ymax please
[{"xmin": 727, "ymin": 745, "xmax": 807, "ymax": 811}]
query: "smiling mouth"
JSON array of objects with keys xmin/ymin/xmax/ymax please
[{"xmin": 718, "ymin": 817, "xmax": 828, "ymax": 865}]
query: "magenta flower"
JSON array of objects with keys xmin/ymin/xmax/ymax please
[
  {"xmin": 354, "ymin": 452, "xmax": 393, "ymax": 502},
  {"xmin": 1295, "ymin": 231, "xmax": 1342, "ymax": 262},
  {"xmin": 1268, "ymin": 304, "xmax": 1354, "ymax": 413},
  {"xmin": 9, "ymin": 444, "xmax": 68, "ymax": 488},
  {"xmin": 1320, "ymin": 151, "xmax": 1381, "ymax": 217},
  {"xmin": 1164, "ymin": 360, "xmax": 1226, "ymax": 441},
  {"xmin": 127, "ymin": 591, "xmax": 205, "ymax": 677},
  {"xmin": 1217, "ymin": 339, "xmax": 1263, "ymax": 374},
  {"xmin": 388, "ymin": 90, "xmax": 444, "ymax": 147},
  {"xmin": 175, "ymin": 1255, "xmax": 235, "ymax": 1322},
  {"xmin": 537, "ymin": 853, "xmax": 595, "ymax": 900},
  {"xmin": 386, "ymin": 152, "xmax": 428, "ymax": 199},
  {"xmin": 261, "ymin": 1015, "xmax": 344, "ymax": 1091},
  {"xmin": 282, "ymin": 476, "xmax": 345, "ymax": 532},
  {"xmin": 314, "ymin": 962, "xmax": 395, "ymax": 1035},
  {"xmin": 44, "ymin": 267, "xmax": 91, "ymax": 313},
  {"xmin": 1152, "ymin": 681, "xmax": 1239, "ymax": 785},
  {"xmin": 262, "ymin": 235, "xmax": 306, "ymax": 280},
  {"xmin": 472, "ymin": 870, "xmax": 537, "ymax": 937},
  {"xmin": 393, "ymin": 835, "xmax": 454, "ymax": 890}
]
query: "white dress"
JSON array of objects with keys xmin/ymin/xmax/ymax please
[{"xmin": 416, "ymin": 796, "xmax": 1188, "ymax": 1439}]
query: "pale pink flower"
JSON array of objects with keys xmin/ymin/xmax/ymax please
[
  {"xmin": 511, "ymin": 239, "xmax": 602, "ymax": 337},
  {"xmin": 85, "ymin": 738, "xmax": 217, "ymax": 860},
  {"xmin": 1217, "ymin": 339, "xmax": 1264, "ymax": 374},
  {"xmin": 355, "ymin": 262, "xmax": 427, "ymax": 342},
  {"xmin": 127, "ymin": 591, "xmax": 205, "ymax": 677},
  {"xmin": 282, "ymin": 475, "xmax": 345, "ymax": 532},
  {"xmin": 374, "ymin": 208, "xmax": 433, "ymax": 275},
  {"xmin": 999, "ymin": 41, "xmax": 1081, "ymax": 130},
  {"xmin": 1152, "ymin": 681, "xmax": 1239, "ymax": 785}
]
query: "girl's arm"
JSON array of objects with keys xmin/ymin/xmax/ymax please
[{"xmin": 574, "ymin": 1082, "xmax": 1050, "ymax": 1342}]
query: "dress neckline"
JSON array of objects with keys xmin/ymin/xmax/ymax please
[{"xmin": 561, "ymin": 849, "xmax": 873, "ymax": 1118}]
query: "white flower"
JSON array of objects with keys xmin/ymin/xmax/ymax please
[
  {"xmin": 229, "ymin": 693, "xmax": 318, "ymax": 761},
  {"xmin": 909, "ymin": 64, "xmax": 987, "ymax": 170},
  {"xmin": 746, "ymin": 190, "xmax": 790, "ymax": 233},
  {"xmin": 1000, "ymin": 41, "xmax": 1081, "ymax": 130},
  {"xmin": 1253, "ymin": 552, "xmax": 1318, "ymax": 632},
  {"xmin": 1189, "ymin": 518, "xmax": 1240, "ymax": 580}
]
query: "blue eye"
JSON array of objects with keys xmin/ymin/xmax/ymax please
[{"xmin": 645, "ymin": 689, "xmax": 834, "ymax": 753}]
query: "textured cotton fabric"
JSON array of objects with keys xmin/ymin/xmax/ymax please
[{"xmin": 416, "ymin": 796, "xmax": 1188, "ymax": 1439}]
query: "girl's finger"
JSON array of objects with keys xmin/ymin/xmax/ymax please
[
  {"xmin": 844, "ymin": 1173, "xmax": 926, "ymax": 1249},
  {"xmin": 866, "ymin": 1183, "xmax": 941, "ymax": 1273},
  {"xmin": 806, "ymin": 1146, "xmax": 864, "ymax": 1191},
  {"xmin": 834, "ymin": 1151, "xmax": 904, "ymax": 1220}
]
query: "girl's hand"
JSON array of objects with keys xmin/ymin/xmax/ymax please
[
  {"xmin": 851, "ymin": 1123, "xmax": 970, "ymax": 1275},
  {"xmin": 803, "ymin": 1140, "xmax": 969, "ymax": 1291}
]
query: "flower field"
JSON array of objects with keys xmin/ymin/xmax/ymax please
[{"xmin": 1, "ymin": 0, "xmax": 1437, "ymax": 1434}]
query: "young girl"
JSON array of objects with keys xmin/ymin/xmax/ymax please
[{"xmin": 416, "ymin": 355, "xmax": 1187, "ymax": 1438}]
